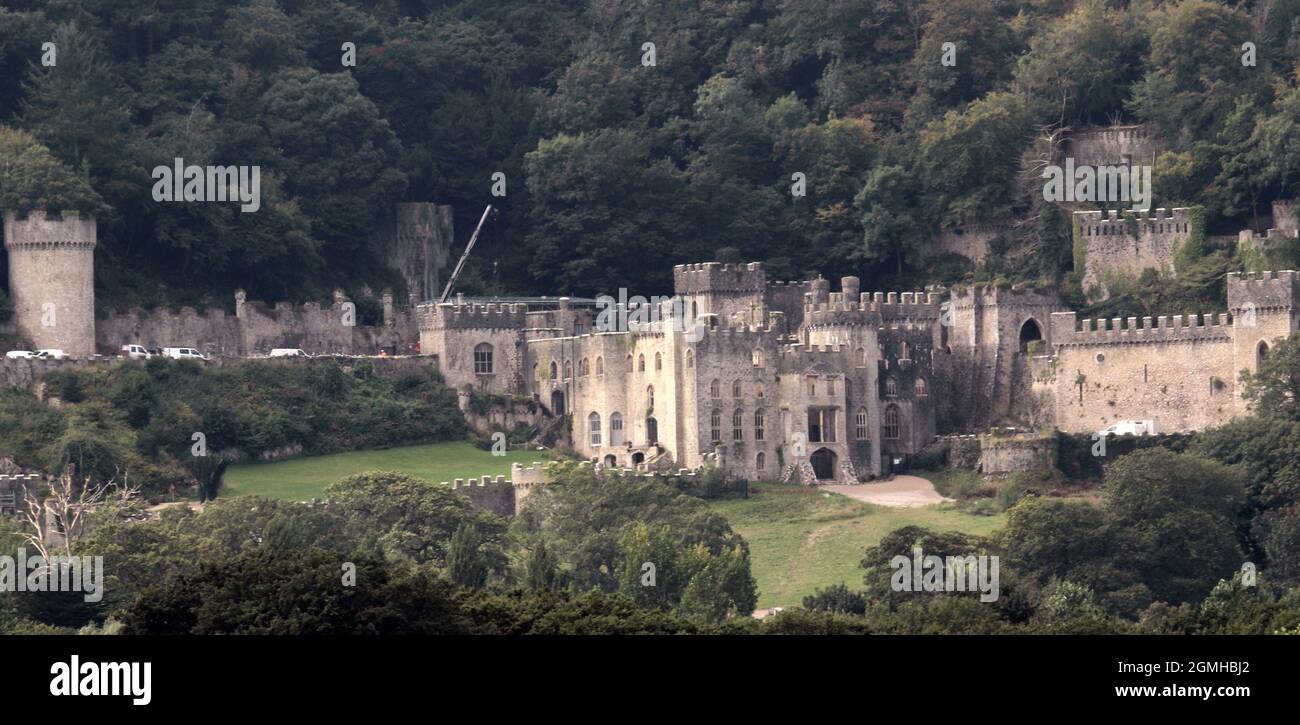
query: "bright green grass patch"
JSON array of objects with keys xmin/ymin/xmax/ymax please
[
  {"xmin": 222, "ymin": 441, "xmax": 553, "ymax": 501},
  {"xmin": 710, "ymin": 482, "xmax": 1005, "ymax": 609}
]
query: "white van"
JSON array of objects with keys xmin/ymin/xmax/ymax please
[
  {"xmin": 121, "ymin": 344, "xmax": 152, "ymax": 359},
  {"xmin": 268, "ymin": 348, "xmax": 310, "ymax": 358},
  {"xmin": 163, "ymin": 347, "xmax": 208, "ymax": 361},
  {"xmin": 34, "ymin": 349, "xmax": 67, "ymax": 360},
  {"xmin": 1099, "ymin": 420, "xmax": 1157, "ymax": 437},
  {"xmin": 5, "ymin": 350, "xmax": 35, "ymax": 359}
]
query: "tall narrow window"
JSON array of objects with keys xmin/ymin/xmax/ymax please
[
  {"xmin": 884, "ymin": 405, "xmax": 900, "ymax": 439},
  {"xmin": 754, "ymin": 409, "xmax": 765, "ymax": 441},
  {"xmin": 589, "ymin": 412, "xmax": 602, "ymax": 446},
  {"xmin": 914, "ymin": 378, "xmax": 928, "ymax": 397},
  {"xmin": 638, "ymin": 354, "xmax": 645, "ymax": 372},
  {"xmin": 756, "ymin": 451, "xmax": 766, "ymax": 473},
  {"xmin": 655, "ymin": 352, "xmax": 662, "ymax": 371},
  {"xmin": 856, "ymin": 347, "xmax": 867, "ymax": 368},
  {"xmin": 686, "ymin": 349, "xmax": 694, "ymax": 367},
  {"xmin": 647, "ymin": 385, "xmax": 655, "ymax": 411},
  {"xmin": 752, "ymin": 349, "xmax": 763, "ymax": 366},
  {"xmin": 549, "ymin": 361, "xmax": 558, "ymax": 380},
  {"xmin": 733, "ymin": 409, "xmax": 744, "ymax": 441},
  {"xmin": 474, "ymin": 343, "xmax": 494, "ymax": 374},
  {"xmin": 626, "ymin": 354, "xmax": 633, "ymax": 371},
  {"xmin": 609, "ymin": 412, "xmax": 624, "ymax": 445},
  {"xmin": 563, "ymin": 360, "xmax": 572, "ymax": 379},
  {"xmin": 885, "ymin": 377, "xmax": 897, "ymax": 396},
  {"xmin": 856, "ymin": 408, "xmax": 869, "ymax": 440},
  {"xmin": 596, "ymin": 356, "xmax": 604, "ymax": 375},
  {"xmin": 732, "ymin": 380, "xmax": 742, "ymax": 398},
  {"xmin": 710, "ymin": 379, "xmax": 721, "ymax": 399},
  {"xmin": 710, "ymin": 409, "xmax": 721, "ymax": 443},
  {"xmin": 579, "ymin": 358, "xmax": 588, "ymax": 376}
]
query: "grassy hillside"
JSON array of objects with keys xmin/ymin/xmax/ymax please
[
  {"xmin": 710, "ymin": 482, "xmax": 1004, "ymax": 609},
  {"xmin": 222, "ymin": 441, "xmax": 552, "ymax": 501}
]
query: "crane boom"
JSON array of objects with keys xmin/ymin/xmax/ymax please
[{"xmin": 438, "ymin": 204, "xmax": 494, "ymax": 303}]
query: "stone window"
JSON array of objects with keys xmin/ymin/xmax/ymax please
[
  {"xmin": 588, "ymin": 412, "xmax": 602, "ymax": 447},
  {"xmin": 900, "ymin": 341, "xmax": 909, "ymax": 360},
  {"xmin": 579, "ymin": 358, "xmax": 589, "ymax": 376},
  {"xmin": 710, "ymin": 409, "xmax": 722, "ymax": 444},
  {"xmin": 549, "ymin": 361, "xmax": 558, "ymax": 380},
  {"xmin": 754, "ymin": 409, "xmax": 765, "ymax": 441},
  {"xmin": 710, "ymin": 379, "xmax": 721, "ymax": 399},
  {"xmin": 756, "ymin": 384, "xmax": 764, "ymax": 398},
  {"xmin": 733, "ymin": 409, "xmax": 744, "ymax": 441},
  {"xmin": 885, "ymin": 377, "xmax": 897, "ymax": 396},
  {"xmin": 755, "ymin": 451, "xmax": 765, "ymax": 473},
  {"xmin": 807, "ymin": 378, "xmax": 816, "ymax": 396},
  {"xmin": 807, "ymin": 408, "xmax": 836, "ymax": 443},
  {"xmin": 686, "ymin": 349, "xmax": 694, "ymax": 367},
  {"xmin": 826, "ymin": 378, "xmax": 835, "ymax": 396},
  {"xmin": 596, "ymin": 356, "xmax": 604, "ymax": 375},
  {"xmin": 883, "ymin": 404, "xmax": 901, "ymax": 440},
  {"xmin": 609, "ymin": 412, "xmax": 624, "ymax": 445},
  {"xmin": 638, "ymin": 354, "xmax": 645, "ymax": 372},
  {"xmin": 856, "ymin": 407, "xmax": 869, "ymax": 440},
  {"xmin": 647, "ymin": 385, "xmax": 655, "ymax": 411},
  {"xmin": 563, "ymin": 360, "xmax": 572, "ymax": 379},
  {"xmin": 914, "ymin": 378, "xmax": 927, "ymax": 397},
  {"xmin": 856, "ymin": 348, "xmax": 867, "ymax": 368},
  {"xmin": 732, "ymin": 379, "xmax": 742, "ymax": 398},
  {"xmin": 473, "ymin": 343, "xmax": 494, "ymax": 375},
  {"xmin": 655, "ymin": 352, "xmax": 662, "ymax": 371},
  {"xmin": 752, "ymin": 349, "xmax": 763, "ymax": 366}
]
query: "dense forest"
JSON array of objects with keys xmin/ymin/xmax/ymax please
[{"xmin": 1, "ymin": 0, "xmax": 1299, "ymax": 310}]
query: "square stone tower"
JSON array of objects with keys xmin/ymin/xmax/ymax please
[{"xmin": 3, "ymin": 211, "xmax": 97, "ymax": 357}]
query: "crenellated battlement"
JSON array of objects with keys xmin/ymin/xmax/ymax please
[
  {"xmin": 422, "ymin": 300, "xmax": 528, "ymax": 330},
  {"xmin": 673, "ymin": 261, "xmax": 766, "ymax": 294},
  {"xmin": 1074, "ymin": 207, "xmax": 1190, "ymax": 238},
  {"xmin": 3, "ymin": 210, "xmax": 97, "ymax": 250},
  {"xmin": 1227, "ymin": 270, "xmax": 1299, "ymax": 312},
  {"xmin": 1050, "ymin": 310, "xmax": 1233, "ymax": 346}
]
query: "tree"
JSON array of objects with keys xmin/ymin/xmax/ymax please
[
  {"xmin": 1241, "ymin": 333, "xmax": 1300, "ymax": 421},
  {"xmin": 446, "ymin": 522, "xmax": 490, "ymax": 589},
  {"xmin": 854, "ymin": 164, "xmax": 922, "ymax": 278},
  {"xmin": 0, "ymin": 126, "xmax": 102, "ymax": 213}
]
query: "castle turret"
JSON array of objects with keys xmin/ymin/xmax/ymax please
[{"xmin": 3, "ymin": 211, "xmax": 97, "ymax": 357}]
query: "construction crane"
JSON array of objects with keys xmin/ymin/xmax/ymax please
[{"xmin": 438, "ymin": 204, "xmax": 494, "ymax": 304}]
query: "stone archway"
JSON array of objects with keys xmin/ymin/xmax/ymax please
[
  {"xmin": 810, "ymin": 447, "xmax": 837, "ymax": 481},
  {"xmin": 645, "ymin": 416, "xmax": 658, "ymax": 445},
  {"xmin": 550, "ymin": 390, "xmax": 565, "ymax": 416},
  {"xmin": 1018, "ymin": 318, "xmax": 1043, "ymax": 353}
]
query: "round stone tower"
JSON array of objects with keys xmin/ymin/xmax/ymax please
[{"xmin": 3, "ymin": 210, "xmax": 97, "ymax": 357}]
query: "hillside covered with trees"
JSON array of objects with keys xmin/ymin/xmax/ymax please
[{"xmin": 1, "ymin": 0, "xmax": 1298, "ymax": 311}]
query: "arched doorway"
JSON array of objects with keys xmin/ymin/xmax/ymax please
[
  {"xmin": 1018, "ymin": 318, "xmax": 1043, "ymax": 352},
  {"xmin": 810, "ymin": 447, "xmax": 837, "ymax": 481},
  {"xmin": 631, "ymin": 451, "xmax": 645, "ymax": 465},
  {"xmin": 603, "ymin": 454, "xmax": 617, "ymax": 468},
  {"xmin": 645, "ymin": 417, "xmax": 658, "ymax": 445},
  {"xmin": 1257, "ymin": 340, "xmax": 1269, "ymax": 370},
  {"xmin": 550, "ymin": 390, "xmax": 565, "ymax": 416}
]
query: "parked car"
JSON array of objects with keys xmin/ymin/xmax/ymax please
[
  {"xmin": 1099, "ymin": 420, "xmax": 1158, "ymax": 437},
  {"xmin": 268, "ymin": 348, "xmax": 310, "ymax": 358},
  {"xmin": 121, "ymin": 344, "xmax": 152, "ymax": 359},
  {"xmin": 162, "ymin": 347, "xmax": 209, "ymax": 361},
  {"xmin": 34, "ymin": 349, "xmax": 67, "ymax": 360},
  {"xmin": 5, "ymin": 350, "xmax": 35, "ymax": 359}
]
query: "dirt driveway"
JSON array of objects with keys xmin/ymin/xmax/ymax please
[{"xmin": 821, "ymin": 475, "xmax": 951, "ymax": 508}]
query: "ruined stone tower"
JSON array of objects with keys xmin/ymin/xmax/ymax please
[{"xmin": 3, "ymin": 210, "xmax": 97, "ymax": 356}]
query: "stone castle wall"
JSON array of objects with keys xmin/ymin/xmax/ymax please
[
  {"xmin": 3, "ymin": 211, "xmax": 97, "ymax": 357},
  {"xmin": 1062, "ymin": 124, "xmax": 1159, "ymax": 168},
  {"xmin": 1074, "ymin": 207, "xmax": 1189, "ymax": 295}
]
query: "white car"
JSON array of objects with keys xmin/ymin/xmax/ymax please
[
  {"xmin": 163, "ymin": 347, "xmax": 208, "ymax": 361},
  {"xmin": 121, "ymin": 344, "xmax": 152, "ymax": 359},
  {"xmin": 268, "ymin": 348, "xmax": 310, "ymax": 358},
  {"xmin": 34, "ymin": 349, "xmax": 67, "ymax": 360},
  {"xmin": 1099, "ymin": 420, "xmax": 1157, "ymax": 437},
  {"xmin": 5, "ymin": 350, "xmax": 35, "ymax": 359}
]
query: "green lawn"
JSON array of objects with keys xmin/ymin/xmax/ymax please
[
  {"xmin": 710, "ymin": 482, "xmax": 1006, "ymax": 609},
  {"xmin": 222, "ymin": 441, "xmax": 553, "ymax": 501}
]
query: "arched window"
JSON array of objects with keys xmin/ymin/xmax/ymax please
[
  {"xmin": 733, "ymin": 409, "xmax": 744, "ymax": 441},
  {"xmin": 579, "ymin": 358, "xmax": 588, "ymax": 376},
  {"xmin": 473, "ymin": 343, "xmax": 494, "ymax": 374},
  {"xmin": 826, "ymin": 378, "xmax": 836, "ymax": 396},
  {"xmin": 596, "ymin": 356, "xmax": 604, "ymax": 375},
  {"xmin": 883, "ymin": 404, "xmax": 901, "ymax": 440},
  {"xmin": 532, "ymin": 363, "xmax": 539, "ymax": 381},
  {"xmin": 900, "ymin": 341, "xmax": 909, "ymax": 360},
  {"xmin": 855, "ymin": 407, "xmax": 869, "ymax": 440},
  {"xmin": 647, "ymin": 385, "xmax": 655, "ymax": 411},
  {"xmin": 588, "ymin": 412, "xmax": 602, "ymax": 446},
  {"xmin": 626, "ymin": 354, "xmax": 633, "ymax": 371},
  {"xmin": 710, "ymin": 379, "xmax": 721, "ymax": 399},
  {"xmin": 752, "ymin": 349, "xmax": 763, "ymax": 366},
  {"xmin": 756, "ymin": 384, "xmax": 764, "ymax": 399},
  {"xmin": 855, "ymin": 347, "xmax": 867, "ymax": 368},
  {"xmin": 807, "ymin": 378, "xmax": 816, "ymax": 396},
  {"xmin": 754, "ymin": 409, "xmax": 765, "ymax": 441},
  {"xmin": 732, "ymin": 380, "xmax": 742, "ymax": 398},
  {"xmin": 710, "ymin": 409, "xmax": 722, "ymax": 443},
  {"xmin": 885, "ymin": 377, "xmax": 897, "ymax": 396},
  {"xmin": 756, "ymin": 451, "xmax": 766, "ymax": 473},
  {"xmin": 563, "ymin": 360, "xmax": 572, "ymax": 379},
  {"xmin": 609, "ymin": 412, "xmax": 624, "ymax": 445},
  {"xmin": 549, "ymin": 361, "xmax": 558, "ymax": 380},
  {"xmin": 638, "ymin": 354, "xmax": 645, "ymax": 372},
  {"xmin": 655, "ymin": 352, "xmax": 662, "ymax": 371},
  {"xmin": 914, "ymin": 378, "xmax": 928, "ymax": 397},
  {"xmin": 686, "ymin": 349, "xmax": 694, "ymax": 367},
  {"xmin": 1257, "ymin": 340, "xmax": 1269, "ymax": 370}
]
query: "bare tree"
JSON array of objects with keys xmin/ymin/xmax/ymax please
[{"xmin": 21, "ymin": 467, "xmax": 140, "ymax": 560}]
